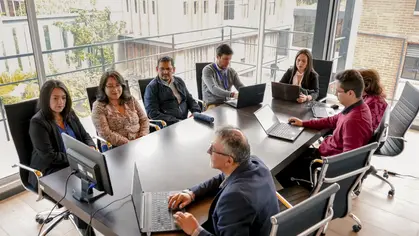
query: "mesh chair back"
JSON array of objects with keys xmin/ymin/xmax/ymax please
[
  {"xmin": 388, "ymin": 81, "xmax": 419, "ymax": 137},
  {"xmin": 314, "ymin": 143, "xmax": 378, "ymax": 219},
  {"xmin": 270, "ymin": 183, "xmax": 340, "ymax": 236}
]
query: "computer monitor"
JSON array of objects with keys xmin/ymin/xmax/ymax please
[{"xmin": 62, "ymin": 133, "xmax": 113, "ymax": 203}]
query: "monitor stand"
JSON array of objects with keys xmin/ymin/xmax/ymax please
[{"xmin": 72, "ymin": 178, "xmax": 106, "ymax": 203}]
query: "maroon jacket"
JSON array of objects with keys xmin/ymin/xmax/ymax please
[
  {"xmin": 363, "ymin": 94, "xmax": 387, "ymax": 131},
  {"xmin": 303, "ymin": 100, "xmax": 373, "ymax": 157}
]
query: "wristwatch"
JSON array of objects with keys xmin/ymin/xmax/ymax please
[{"xmin": 182, "ymin": 189, "xmax": 195, "ymax": 201}]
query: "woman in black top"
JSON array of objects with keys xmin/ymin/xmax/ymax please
[
  {"xmin": 28, "ymin": 80, "xmax": 95, "ymax": 236},
  {"xmin": 280, "ymin": 49, "xmax": 319, "ymax": 103}
]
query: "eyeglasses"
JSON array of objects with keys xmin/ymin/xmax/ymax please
[
  {"xmin": 158, "ymin": 68, "xmax": 173, "ymax": 72},
  {"xmin": 106, "ymin": 84, "xmax": 122, "ymax": 90},
  {"xmin": 207, "ymin": 143, "xmax": 232, "ymax": 157}
]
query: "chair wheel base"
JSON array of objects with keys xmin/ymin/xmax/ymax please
[
  {"xmin": 35, "ymin": 217, "xmax": 44, "ymax": 224},
  {"xmin": 388, "ymin": 189, "xmax": 395, "ymax": 197},
  {"xmin": 352, "ymin": 224, "xmax": 362, "ymax": 232},
  {"xmin": 35, "ymin": 216, "xmax": 53, "ymax": 225}
]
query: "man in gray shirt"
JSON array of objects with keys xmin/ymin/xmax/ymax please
[{"xmin": 202, "ymin": 44, "xmax": 244, "ymax": 109}]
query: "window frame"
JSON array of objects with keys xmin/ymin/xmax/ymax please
[{"xmin": 401, "ymin": 44, "xmax": 419, "ymax": 81}]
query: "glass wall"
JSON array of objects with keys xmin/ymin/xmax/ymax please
[
  {"xmin": 260, "ymin": 0, "xmax": 318, "ymax": 84},
  {"xmin": 0, "ymin": 0, "xmax": 37, "ymax": 178},
  {"xmin": 342, "ymin": 0, "xmax": 419, "ymax": 127},
  {"xmin": 5, "ymin": 0, "xmax": 399, "ymax": 183}
]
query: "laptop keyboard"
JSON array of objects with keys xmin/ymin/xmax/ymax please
[
  {"xmin": 271, "ymin": 123, "xmax": 301, "ymax": 140},
  {"xmin": 150, "ymin": 192, "xmax": 179, "ymax": 232}
]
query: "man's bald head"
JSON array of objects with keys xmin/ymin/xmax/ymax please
[{"xmin": 215, "ymin": 126, "xmax": 250, "ymax": 164}]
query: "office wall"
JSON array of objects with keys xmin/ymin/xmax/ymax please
[{"xmin": 353, "ymin": 0, "xmax": 419, "ymax": 99}]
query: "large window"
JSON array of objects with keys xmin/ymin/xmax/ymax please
[
  {"xmin": 0, "ymin": 0, "xmax": 37, "ymax": 180},
  {"xmin": 401, "ymin": 44, "xmax": 419, "ymax": 80},
  {"xmin": 224, "ymin": 0, "xmax": 235, "ymax": 20},
  {"xmin": 0, "ymin": 0, "xmax": 357, "ymax": 188},
  {"xmin": 183, "ymin": 1, "xmax": 187, "ymax": 15}
]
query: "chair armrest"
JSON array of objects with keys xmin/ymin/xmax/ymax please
[
  {"xmin": 150, "ymin": 119, "xmax": 167, "ymax": 127},
  {"xmin": 12, "ymin": 163, "xmax": 44, "ymax": 201},
  {"xmin": 313, "ymin": 159, "xmax": 323, "ymax": 164},
  {"xmin": 92, "ymin": 135, "xmax": 108, "ymax": 144},
  {"xmin": 92, "ymin": 135, "xmax": 112, "ymax": 151},
  {"xmin": 149, "ymin": 123, "xmax": 161, "ymax": 131},
  {"xmin": 196, "ymin": 99, "xmax": 206, "ymax": 111},
  {"xmin": 12, "ymin": 163, "xmax": 43, "ymax": 177},
  {"xmin": 276, "ymin": 192, "xmax": 293, "ymax": 209},
  {"xmin": 318, "ymin": 97, "xmax": 327, "ymax": 103},
  {"xmin": 388, "ymin": 136, "xmax": 407, "ymax": 142},
  {"xmin": 309, "ymin": 159, "xmax": 323, "ymax": 186}
]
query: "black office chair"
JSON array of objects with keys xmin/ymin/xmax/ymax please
[
  {"xmin": 367, "ymin": 82, "xmax": 419, "ymax": 196},
  {"xmin": 279, "ymin": 142, "xmax": 378, "ymax": 233},
  {"xmin": 272, "ymin": 183, "xmax": 340, "ymax": 236},
  {"xmin": 195, "ymin": 62, "xmax": 211, "ymax": 109},
  {"xmin": 5, "ymin": 99, "xmax": 81, "ymax": 235},
  {"xmin": 312, "ymin": 59, "xmax": 333, "ymax": 102},
  {"xmin": 375, "ymin": 82, "xmax": 419, "ymax": 156},
  {"xmin": 354, "ymin": 107, "xmax": 392, "ymax": 196},
  {"xmin": 137, "ymin": 78, "xmax": 168, "ymax": 129},
  {"xmin": 139, "ymin": 78, "xmax": 154, "ymax": 101}
]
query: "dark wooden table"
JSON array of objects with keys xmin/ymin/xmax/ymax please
[{"xmin": 39, "ymin": 97, "xmax": 329, "ymax": 236}]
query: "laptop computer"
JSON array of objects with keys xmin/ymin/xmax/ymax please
[
  {"xmin": 271, "ymin": 82, "xmax": 300, "ymax": 102},
  {"xmin": 131, "ymin": 164, "xmax": 184, "ymax": 234},
  {"xmin": 310, "ymin": 102, "xmax": 335, "ymax": 118},
  {"xmin": 254, "ymin": 104, "xmax": 304, "ymax": 141},
  {"xmin": 312, "ymin": 106, "xmax": 335, "ymax": 118},
  {"xmin": 224, "ymin": 83, "xmax": 266, "ymax": 109}
]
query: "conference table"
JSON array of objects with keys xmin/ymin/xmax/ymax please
[{"xmin": 39, "ymin": 95, "xmax": 336, "ymax": 236}]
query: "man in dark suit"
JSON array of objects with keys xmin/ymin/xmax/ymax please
[{"xmin": 168, "ymin": 126, "xmax": 280, "ymax": 236}]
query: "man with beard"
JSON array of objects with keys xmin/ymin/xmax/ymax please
[{"xmin": 144, "ymin": 56, "xmax": 201, "ymax": 126}]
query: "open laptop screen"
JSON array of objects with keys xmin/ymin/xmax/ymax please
[{"xmin": 254, "ymin": 105, "xmax": 279, "ymax": 131}]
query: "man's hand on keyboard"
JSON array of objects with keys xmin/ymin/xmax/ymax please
[
  {"xmin": 168, "ymin": 193, "xmax": 192, "ymax": 209},
  {"xmin": 173, "ymin": 212, "xmax": 199, "ymax": 235},
  {"xmin": 288, "ymin": 117, "xmax": 303, "ymax": 127}
]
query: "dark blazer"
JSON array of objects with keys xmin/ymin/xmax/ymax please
[
  {"xmin": 190, "ymin": 156, "xmax": 280, "ymax": 236},
  {"xmin": 144, "ymin": 76, "xmax": 201, "ymax": 125},
  {"xmin": 28, "ymin": 110, "xmax": 95, "ymax": 189},
  {"xmin": 280, "ymin": 68, "xmax": 320, "ymax": 100}
]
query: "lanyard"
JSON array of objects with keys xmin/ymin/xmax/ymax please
[{"xmin": 212, "ymin": 63, "xmax": 229, "ymax": 90}]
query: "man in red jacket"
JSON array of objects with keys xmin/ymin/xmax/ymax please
[{"xmin": 277, "ymin": 69, "xmax": 373, "ymax": 188}]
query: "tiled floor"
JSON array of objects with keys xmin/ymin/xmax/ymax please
[{"xmin": 0, "ymin": 130, "xmax": 418, "ymax": 236}]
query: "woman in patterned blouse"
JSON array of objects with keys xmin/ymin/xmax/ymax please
[
  {"xmin": 92, "ymin": 71, "xmax": 149, "ymax": 146},
  {"xmin": 359, "ymin": 69, "xmax": 388, "ymax": 131}
]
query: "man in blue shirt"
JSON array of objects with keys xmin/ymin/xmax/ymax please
[{"xmin": 144, "ymin": 56, "xmax": 201, "ymax": 126}]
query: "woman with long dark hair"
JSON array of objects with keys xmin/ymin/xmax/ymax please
[
  {"xmin": 92, "ymin": 71, "xmax": 149, "ymax": 147},
  {"xmin": 28, "ymin": 79, "xmax": 96, "ymax": 235},
  {"xmin": 280, "ymin": 49, "xmax": 319, "ymax": 103},
  {"xmin": 359, "ymin": 69, "xmax": 388, "ymax": 130}
]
